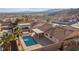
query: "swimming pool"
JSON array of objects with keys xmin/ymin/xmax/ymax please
[{"xmin": 23, "ymin": 36, "xmax": 37, "ymax": 46}]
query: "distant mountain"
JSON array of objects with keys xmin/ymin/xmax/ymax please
[
  {"xmin": 0, "ymin": 8, "xmax": 79, "ymax": 16},
  {"xmin": 48, "ymin": 8, "xmax": 79, "ymax": 16},
  {"xmin": 43, "ymin": 9, "xmax": 63, "ymax": 15},
  {"xmin": 0, "ymin": 9, "xmax": 62, "ymax": 16}
]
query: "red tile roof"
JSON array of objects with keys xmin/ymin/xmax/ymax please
[
  {"xmin": 64, "ymin": 31, "xmax": 79, "ymax": 40},
  {"xmin": 31, "ymin": 20, "xmax": 44, "ymax": 27},
  {"xmin": 57, "ymin": 25, "xmax": 79, "ymax": 31},
  {"xmin": 45, "ymin": 25, "xmax": 79, "ymax": 42},
  {"xmin": 38, "ymin": 23, "xmax": 52, "ymax": 32}
]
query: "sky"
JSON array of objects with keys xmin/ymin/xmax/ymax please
[{"xmin": 0, "ymin": 8, "xmax": 50, "ymax": 13}]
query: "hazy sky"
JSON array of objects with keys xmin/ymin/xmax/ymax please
[{"xmin": 0, "ymin": 8, "xmax": 50, "ymax": 12}]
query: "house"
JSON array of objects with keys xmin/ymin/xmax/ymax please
[
  {"xmin": 1, "ymin": 22, "xmax": 11, "ymax": 31},
  {"xmin": 17, "ymin": 23, "xmax": 31, "ymax": 33},
  {"xmin": 71, "ymin": 22, "xmax": 79, "ymax": 29},
  {"xmin": 32, "ymin": 22, "xmax": 52, "ymax": 38},
  {"xmin": 60, "ymin": 31, "xmax": 79, "ymax": 50},
  {"xmin": 0, "ymin": 23, "xmax": 1, "ymax": 31},
  {"xmin": 31, "ymin": 20, "xmax": 45, "ymax": 29},
  {"xmin": 44, "ymin": 25, "xmax": 78, "ymax": 42},
  {"xmin": 38, "ymin": 23, "xmax": 52, "ymax": 32},
  {"xmin": 18, "ymin": 23, "xmax": 31, "ymax": 29}
]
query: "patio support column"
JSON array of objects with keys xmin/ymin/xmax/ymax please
[
  {"xmin": 38, "ymin": 33, "xmax": 40, "ymax": 38},
  {"xmin": 37, "ymin": 33, "xmax": 39, "ymax": 38}
]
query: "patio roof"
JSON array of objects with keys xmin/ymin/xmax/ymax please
[
  {"xmin": 64, "ymin": 31, "xmax": 79, "ymax": 40},
  {"xmin": 32, "ymin": 28, "xmax": 43, "ymax": 34},
  {"xmin": 38, "ymin": 23, "xmax": 52, "ymax": 32},
  {"xmin": 2, "ymin": 30, "xmax": 9, "ymax": 32},
  {"xmin": 18, "ymin": 23, "xmax": 31, "ymax": 26}
]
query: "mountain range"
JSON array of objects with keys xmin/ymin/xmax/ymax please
[{"xmin": 0, "ymin": 8, "xmax": 79, "ymax": 16}]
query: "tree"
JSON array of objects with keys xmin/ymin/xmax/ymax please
[
  {"xmin": 14, "ymin": 26, "xmax": 21, "ymax": 37},
  {"xmin": 0, "ymin": 32, "xmax": 17, "ymax": 51},
  {"xmin": 10, "ymin": 18, "xmax": 20, "ymax": 33}
]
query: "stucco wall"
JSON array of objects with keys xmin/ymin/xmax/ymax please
[{"xmin": 33, "ymin": 43, "xmax": 61, "ymax": 51}]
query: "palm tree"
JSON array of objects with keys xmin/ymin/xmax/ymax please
[
  {"xmin": 10, "ymin": 17, "xmax": 22, "ymax": 37},
  {"xmin": 9, "ymin": 17, "xmax": 23, "ymax": 51},
  {"xmin": 10, "ymin": 18, "xmax": 22, "ymax": 51},
  {"xmin": 14, "ymin": 26, "xmax": 21, "ymax": 37},
  {"xmin": 0, "ymin": 17, "xmax": 22, "ymax": 51},
  {"xmin": 0, "ymin": 32, "xmax": 17, "ymax": 51}
]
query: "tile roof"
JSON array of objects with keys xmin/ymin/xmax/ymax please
[
  {"xmin": 45, "ymin": 28, "xmax": 55, "ymax": 35},
  {"xmin": 1, "ymin": 22, "xmax": 11, "ymax": 26},
  {"xmin": 45, "ymin": 25, "xmax": 79, "ymax": 42},
  {"xmin": 32, "ymin": 22, "xmax": 44, "ymax": 29},
  {"xmin": 31, "ymin": 21, "xmax": 42, "ymax": 28},
  {"xmin": 38, "ymin": 23, "xmax": 52, "ymax": 32},
  {"xmin": 56, "ymin": 25, "xmax": 79, "ymax": 31},
  {"xmin": 64, "ymin": 31, "xmax": 79, "ymax": 40}
]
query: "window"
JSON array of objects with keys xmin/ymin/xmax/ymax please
[
  {"xmin": 50, "ymin": 36, "xmax": 52, "ymax": 38},
  {"xmin": 77, "ymin": 42, "xmax": 79, "ymax": 45},
  {"xmin": 45, "ymin": 33, "xmax": 48, "ymax": 36},
  {"xmin": 71, "ymin": 41, "xmax": 75, "ymax": 45}
]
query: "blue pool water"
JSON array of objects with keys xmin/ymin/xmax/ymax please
[{"xmin": 23, "ymin": 36, "xmax": 37, "ymax": 46}]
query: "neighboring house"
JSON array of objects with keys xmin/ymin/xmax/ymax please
[
  {"xmin": 18, "ymin": 23, "xmax": 31, "ymax": 32},
  {"xmin": 71, "ymin": 22, "xmax": 79, "ymax": 29},
  {"xmin": 61, "ymin": 31, "xmax": 79, "ymax": 50},
  {"xmin": 18, "ymin": 23, "xmax": 31, "ymax": 29},
  {"xmin": 1, "ymin": 22, "xmax": 11, "ymax": 31},
  {"xmin": 0, "ymin": 23, "xmax": 1, "ymax": 31},
  {"xmin": 44, "ymin": 25, "xmax": 77, "ymax": 42}
]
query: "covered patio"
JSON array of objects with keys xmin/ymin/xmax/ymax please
[
  {"xmin": 32, "ymin": 28, "xmax": 44, "ymax": 38},
  {"xmin": 34, "ymin": 36, "xmax": 54, "ymax": 46},
  {"xmin": 32, "ymin": 28, "xmax": 54, "ymax": 46}
]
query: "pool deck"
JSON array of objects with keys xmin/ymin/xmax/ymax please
[
  {"xmin": 26, "ymin": 44, "xmax": 43, "ymax": 51},
  {"xmin": 34, "ymin": 36, "xmax": 54, "ymax": 46},
  {"xmin": 18, "ymin": 36, "xmax": 54, "ymax": 51}
]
